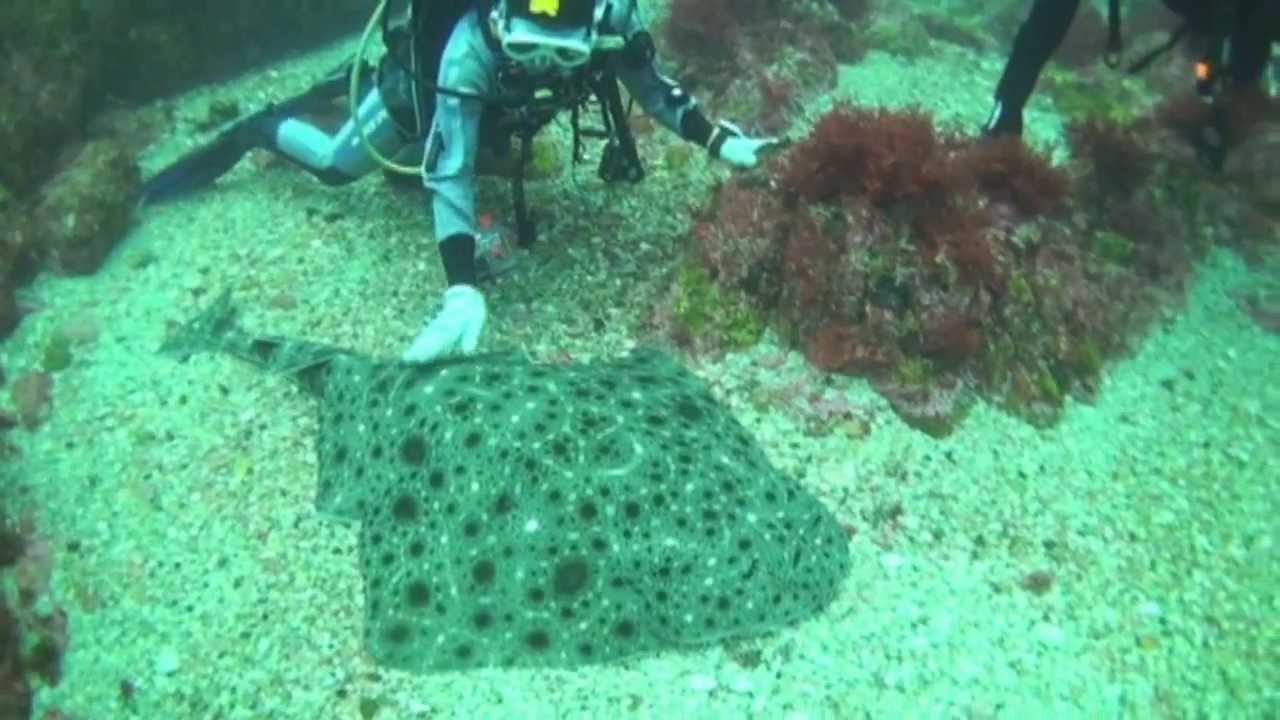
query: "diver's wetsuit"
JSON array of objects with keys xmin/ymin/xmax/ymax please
[
  {"xmin": 264, "ymin": 0, "xmax": 715, "ymax": 287},
  {"xmin": 263, "ymin": 30, "xmax": 434, "ymax": 186},
  {"xmin": 425, "ymin": 0, "xmax": 716, "ymax": 287},
  {"xmin": 988, "ymin": 0, "xmax": 1280, "ymax": 136}
]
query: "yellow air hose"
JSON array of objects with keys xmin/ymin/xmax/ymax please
[{"xmin": 351, "ymin": 0, "xmax": 422, "ymax": 176}]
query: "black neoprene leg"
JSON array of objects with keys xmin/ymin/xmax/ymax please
[
  {"xmin": 1229, "ymin": 0, "xmax": 1279, "ymax": 86},
  {"xmin": 991, "ymin": 0, "xmax": 1083, "ymax": 133}
]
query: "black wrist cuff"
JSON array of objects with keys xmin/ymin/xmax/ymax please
[
  {"xmin": 679, "ymin": 108, "xmax": 715, "ymax": 148},
  {"xmin": 439, "ymin": 233, "xmax": 477, "ymax": 287}
]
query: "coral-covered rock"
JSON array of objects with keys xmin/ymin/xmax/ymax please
[
  {"xmin": 952, "ymin": 137, "xmax": 1068, "ymax": 218},
  {"xmin": 0, "ymin": 206, "xmax": 36, "ymax": 339},
  {"xmin": 874, "ymin": 378, "xmax": 972, "ymax": 438},
  {"xmin": 674, "ymin": 99, "xmax": 1250, "ymax": 433},
  {"xmin": 1226, "ymin": 124, "xmax": 1280, "ymax": 208},
  {"xmin": 0, "ymin": 292, "xmax": 17, "ymax": 341},
  {"xmin": 783, "ymin": 106, "xmax": 949, "ymax": 206},
  {"xmin": 0, "ymin": 507, "xmax": 31, "ymax": 720},
  {"xmin": 808, "ymin": 321, "xmax": 896, "ymax": 374},
  {"xmin": 1068, "ymin": 118, "xmax": 1157, "ymax": 205},
  {"xmin": 9, "ymin": 372, "xmax": 52, "ymax": 430},
  {"xmin": 0, "ymin": 0, "xmax": 369, "ymax": 198},
  {"xmin": 31, "ymin": 140, "xmax": 140, "ymax": 276},
  {"xmin": 0, "ymin": 601, "xmax": 32, "ymax": 720},
  {"xmin": 659, "ymin": 0, "xmax": 851, "ymax": 133},
  {"xmin": 0, "ymin": 2, "xmax": 99, "ymax": 197}
]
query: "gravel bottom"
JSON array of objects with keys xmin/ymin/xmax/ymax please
[{"xmin": 1, "ymin": 31, "xmax": 1277, "ymax": 720}]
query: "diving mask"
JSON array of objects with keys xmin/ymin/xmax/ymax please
[{"xmin": 491, "ymin": 0, "xmax": 604, "ymax": 70}]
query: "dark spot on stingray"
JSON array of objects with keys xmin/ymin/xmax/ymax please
[
  {"xmin": 384, "ymin": 622, "xmax": 411, "ymax": 645},
  {"xmin": 676, "ymin": 398, "xmax": 702, "ymax": 421},
  {"xmin": 391, "ymin": 494, "xmax": 420, "ymax": 523},
  {"xmin": 400, "ymin": 434, "xmax": 427, "ymax": 465},
  {"xmin": 494, "ymin": 493, "xmax": 516, "ymax": 514},
  {"xmin": 405, "ymin": 581, "xmax": 432, "ymax": 608},
  {"xmin": 552, "ymin": 557, "xmax": 590, "ymax": 596},
  {"xmin": 526, "ymin": 629, "xmax": 551, "ymax": 651},
  {"xmin": 472, "ymin": 559, "xmax": 496, "ymax": 585}
]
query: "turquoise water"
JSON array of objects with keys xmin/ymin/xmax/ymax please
[{"xmin": 2, "ymin": 2, "xmax": 1278, "ymax": 718}]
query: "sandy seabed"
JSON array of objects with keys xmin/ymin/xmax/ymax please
[{"xmin": 1, "ymin": 31, "xmax": 1277, "ymax": 720}]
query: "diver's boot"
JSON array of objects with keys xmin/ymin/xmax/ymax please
[
  {"xmin": 139, "ymin": 61, "xmax": 371, "ymax": 205},
  {"xmin": 140, "ymin": 103, "xmax": 286, "ymax": 205},
  {"xmin": 982, "ymin": 99, "xmax": 1023, "ymax": 138}
]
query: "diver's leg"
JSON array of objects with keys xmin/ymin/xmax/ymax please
[
  {"xmin": 987, "ymin": 0, "xmax": 1083, "ymax": 136},
  {"xmin": 272, "ymin": 84, "xmax": 408, "ymax": 185},
  {"xmin": 1228, "ymin": 0, "xmax": 1278, "ymax": 87},
  {"xmin": 140, "ymin": 62, "xmax": 378, "ymax": 204}
]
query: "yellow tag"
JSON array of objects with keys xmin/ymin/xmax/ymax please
[{"xmin": 529, "ymin": 0, "xmax": 561, "ymax": 17}]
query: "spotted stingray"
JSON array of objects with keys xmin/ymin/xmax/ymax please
[{"xmin": 163, "ymin": 292, "xmax": 851, "ymax": 673}]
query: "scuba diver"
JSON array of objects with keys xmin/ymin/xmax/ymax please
[
  {"xmin": 984, "ymin": 0, "xmax": 1280, "ymax": 169},
  {"xmin": 141, "ymin": 0, "xmax": 778, "ymax": 362}
]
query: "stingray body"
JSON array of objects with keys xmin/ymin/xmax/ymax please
[{"xmin": 164, "ymin": 293, "xmax": 851, "ymax": 673}]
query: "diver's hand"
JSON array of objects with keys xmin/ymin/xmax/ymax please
[
  {"xmin": 402, "ymin": 284, "xmax": 487, "ymax": 362},
  {"xmin": 718, "ymin": 134, "xmax": 780, "ymax": 168},
  {"xmin": 710, "ymin": 121, "xmax": 779, "ymax": 169}
]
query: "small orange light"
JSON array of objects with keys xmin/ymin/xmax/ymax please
[{"xmin": 1195, "ymin": 61, "xmax": 1211, "ymax": 81}]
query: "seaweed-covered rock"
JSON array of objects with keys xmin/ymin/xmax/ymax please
[
  {"xmin": 0, "ymin": 0, "xmax": 369, "ymax": 197},
  {"xmin": 0, "ymin": 203, "xmax": 36, "ymax": 338},
  {"xmin": 0, "ymin": 509, "xmax": 31, "ymax": 720},
  {"xmin": 0, "ymin": 1, "xmax": 100, "ymax": 197},
  {"xmin": 1226, "ymin": 125, "xmax": 1280, "ymax": 208},
  {"xmin": 0, "ymin": 602, "xmax": 31, "ymax": 720},
  {"xmin": 679, "ymin": 105, "xmax": 1246, "ymax": 434},
  {"xmin": 31, "ymin": 140, "xmax": 140, "ymax": 276}
]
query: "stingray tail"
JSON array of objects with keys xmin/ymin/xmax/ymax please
[
  {"xmin": 160, "ymin": 290, "xmax": 239, "ymax": 361},
  {"xmin": 161, "ymin": 290, "xmax": 343, "ymax": 394}
]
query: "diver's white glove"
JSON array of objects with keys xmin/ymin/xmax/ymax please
[
  {"xmin": 402, "ymin": 284, "xmax": 487, "ymax": 363},
  {"xmin": 711, "ymin": 121, "xmax": 779, "ymax": 169}
]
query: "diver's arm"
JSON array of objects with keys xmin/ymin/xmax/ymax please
[
  {"xmin": 404, "ymin": 12, "xmax": 494, "ymax": 363},
  {"xmin": 606, "ymin": 1, "xmax": 716, "ymax": 148},
  {"xmin": 987, "ymin": 0, "xmax": 1081, "ymax": 136},
  {"xmin": 424, "ymin": 13, "xmax": 497, "ymax": 287}
]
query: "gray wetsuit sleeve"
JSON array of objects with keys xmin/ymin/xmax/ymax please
[
  {"xmin": 607, "ymin": 0, "xmax": 699, "ymax": 137},
  {"xmin": 423, "ymin": 12, "xmax": 496, "ymax": 242}
]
